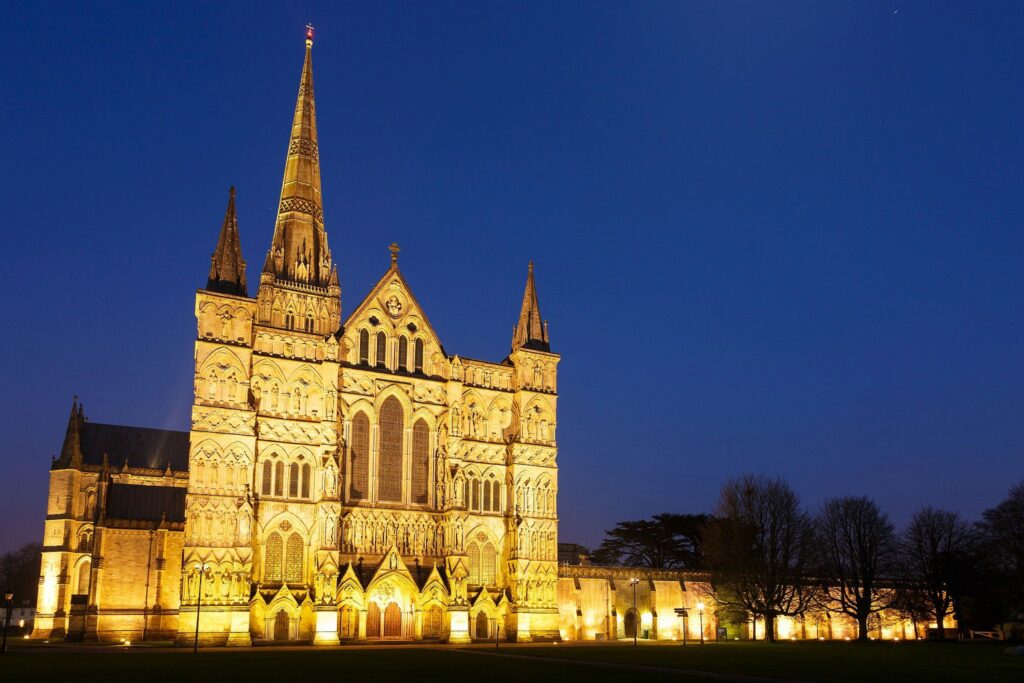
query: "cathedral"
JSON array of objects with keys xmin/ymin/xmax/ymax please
[
  {"xmin": 33, "ymin": 30, "xmax": 560, "ymax": 645},
  {"xmin": 32, "ymin": 32, "xmax": 931, "ymax": 647}
]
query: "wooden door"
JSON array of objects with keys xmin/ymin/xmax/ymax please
[
  {"xmin": 624, "ymin": 610, "xmax": 637, "ymax": 639},
  {"xmin": 383, "ymin": 601, "xmax": 402, "ymax": 637},
  {"xmin": 366, "ymin": 602, "xmax": 381, "ymax": 638},
  {"xmin": 274, "ymin": 610, "xmax": 290, "ymax": 641},
  {"xmin": 476, "ymin": 611, "xmax": 490, "ymax": 639},
  {"xmin": 423, "ymin": 606, "xmax": 442, "ymax": 638}
]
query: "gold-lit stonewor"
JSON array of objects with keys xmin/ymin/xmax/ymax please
[{"xmin": 31, "ymin": 30, "xmax": 945, "ymax": 647}]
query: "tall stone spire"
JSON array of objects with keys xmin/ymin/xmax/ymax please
[
  {"xmin": 512, "ymin": 261, "xmax": 550, "ymax": 352},
  {"xmin": 207, "ymin": 187, "xmax": 248, "ymax": 296},
  {"xmin": 263, "ymin": 26, "xmax": 332, "ymax": 287}
]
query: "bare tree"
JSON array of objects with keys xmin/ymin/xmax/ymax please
[
  {"xmin": 901, "ymin": 507, "xmax": 973, "ymax": 640},
  {"xmin": 817, "ymin": 496, "xmax": 898, "ymax": 641},
  {"xmin": 701, "ymin": 474, "xmax": 817, "ymax": 642},
  {"xmin": 977, "ymin": 481, "xmax": 1024, "ymax": 623}
]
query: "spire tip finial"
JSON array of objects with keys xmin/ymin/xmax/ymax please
[
  {"xmin": 306, "ymin": 23, "xmax": 315, "ymax": 47},
  {"xmin": 389, "ymin": 242, "xmax": 401, "ymax": 266}
]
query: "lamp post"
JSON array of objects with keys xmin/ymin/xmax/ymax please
[
  {"xmin": 696, "ymin": 601, "xmax": 705, "ymax": 645},
  {"xmin": 193, "ymin": 562, "xmax": 210, "ymax": 653},
  {"xmin": 629, "ymin": 577, "xmax": 640, "ymax": 647},
  {"xmin": 2, "ymin": 591, "xmax": 12, "ymax": 654}
]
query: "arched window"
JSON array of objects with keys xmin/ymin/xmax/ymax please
[
  {"xmin": 262, "ymin": 461, "xmax": 273, "ymax": 496},
  {"xmin": 77, "ymin": 528, "xmax": 93, "ymax": 552},
  {"xmin": 76, "ymin": 559, "xmax": 91, "ymax": 595},
  {"xmin": 301, "ymin": 463, "xmax": 311, "ymax": 499},
  {"xmin": 84, "ymin": 490, "xmax": 96, "ymax": 519},
  {"xmin": 286, "ymin": 309, "xmax": 295, "ymax": 330},
  {"xmin": 414, "ymin": 339, "xmax": 424, "ymax": 372},
  {"xmin": 266, "ymin": 532, "xmax": 283, "ymax": 582},
  {"xmin": 376, "ymin": 332, "xmax": 387, "ymax": 368},
  {"xmin": 358, "ymin": 330, "xmax": 369, "ymax": 365},
  {"xmin": 349, "ymin": 413, "xmax": 370, "ymax": 500},
  {"xmin": 285, "ymin": 533, "xmax": 303, "ymax": 583},
  {"xmin": 490, "ymin": 480, "xmax": 502, "ymax": 512},
  {"xmin": 305, "ymin": 312, "xmax": 314, "ymax": 333},
  {"xmin": 471, "ymin": 478, "xmax": 481, "ymax": 511},
  {"xmin": 274, "ymin": 460, "xmax": 284, "ymax": 497},
  {"xmin": 412, "ymin": 419, "xmax": 429, "ymax": 504},
  {"xmin": 398, "ymin": 336, "xmax": 409, "ymax": 372},
  {"xmin": 289, "ymin": 462, "xmax": 300, "ymax": 497},
  {"xmin": 467, "ymin": 542, "xmax": 481, "ymax": 584},
  {"xmin": 378, "ymin": 397, "xmax": 404, "ymax": 502},
  {"xmin": 483, "ymin": 478, "xmax": 491, "ymax": 511},
  {"xmin": 481, "ymin": 542, "xmax": 496, "ymax": 585}
]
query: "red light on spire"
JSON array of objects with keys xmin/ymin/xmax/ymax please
[{"xmin": 306, "ymin": 24, "xmax": 315, "ymax": 44}]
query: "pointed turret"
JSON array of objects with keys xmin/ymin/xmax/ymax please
[
  {"xmin": 207, "ymin": 187, "xmax": 248, "ymax": 296},
  {"xmin": 512, "ymin": 261, "xmax": 550, "ymax": 352},
  {"xmin": 54, "ymin": 397, "xmax": 84, "ymax": 469},
  {"xmin": 263, "ymin": 27, "xmax": 332, "ymax": 287}
]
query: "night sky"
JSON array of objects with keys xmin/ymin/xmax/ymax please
[{"xmin": 2, "ymin": 2, "xmax": 1023, "ymax": 554}]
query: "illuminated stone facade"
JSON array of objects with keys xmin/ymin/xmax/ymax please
[
  {"xmin": 33, "ymin": 34, "xmax": 559, "ymax": 645},
  {"xmin": 31, "ymin": 34, "xmax": 940, "ymax": 647}
]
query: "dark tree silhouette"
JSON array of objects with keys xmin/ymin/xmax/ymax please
[
  {"xmin": 900, "ymin": 507, "xmax": 973, "ymax": 640},
  {"xmin": 701, "ymin": 474, "xmax": 817, "ymax": 642},
  {"xmin": 589, "ymin": 513, "xmax": 708, "ymax": 569},
  {"xmin": 0, "ymin": 543, "xmax": 42, "ymax": 609},
  {"xmin": 977, "ymin": 481, "xmax": 1024, "ymax": 624},
  {"xmin": 817, "ymin": 496, "xmax": 898, "ymax": 641}
]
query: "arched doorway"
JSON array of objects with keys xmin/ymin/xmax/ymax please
[
  {"xmin": 383, "ymin": 602, "xmax": 402, "ymax": 638},
  {"xmin": 273, "ymin": 610, "xmax": 290, "ymax": 641},
  {"xmin": 367, "ymin": 603, "xmax": 381, "ymax": 638},
  {"xmin": 476, "ymin": 611, "xmax": 490, "ymax": 639},
  {"xmin": 423, "ymin": 605, "xmax": 443, "ymax": 639},
  {"xmin": 624, "ymin": 609, "xmax": 638, "ymax": 639},
  {"xmin": 339, "ymin": 605, "xmax": 358, "ymax": 639}
]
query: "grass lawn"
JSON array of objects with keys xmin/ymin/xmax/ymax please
[
  {"xmin": 1, "ymin": 644, "xmax": 694, "ymax": 683},
  {"xmin": 2, "ymin": 640, "xmax": 1022, "ymax": 683},
  {"xmin": 514, "ymin": 640, "xmax": 1024, "ymax": 682}
]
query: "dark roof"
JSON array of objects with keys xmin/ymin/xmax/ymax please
[
  {"xmin": 105, "ymin": 483, "xmax": 186, "ymax": 523},
  {"xmin": 81, "ymin": 422, "xmax": 190, "ymax": 471}
]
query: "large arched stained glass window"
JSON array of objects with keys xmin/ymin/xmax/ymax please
[
  {"xmin": 412, "ymin": 419, "xmax": 430, "ymax": 504},
  {"xmin": 467, "ymin": 542, "xmax": 481, "ymax": 585},
  {"xmin": 481, "ymin": 542, "xmax": 496, "ymax": 585},
  {"xmin": 378, "ymin": 397, "xmax": 404, "ymax": 502},
  {"xmin": 349, "ymin": 413, "xmax": 370, "ymax": 500},
  {"xmin": 266, "ymin": 532, "xmax": 283, "ymax": 582},
  {"xmin": 285, "ymin": 533, "xmax": 303, "ymax": 583}
]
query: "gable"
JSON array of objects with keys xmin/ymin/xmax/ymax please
[{"xmin": 340, "ymin": 268, "xmax": 447, "ymax": 376}]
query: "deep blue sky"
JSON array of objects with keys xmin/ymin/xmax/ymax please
[{"xmin": 2, "ymin": 1, "xmax": 1023, "ymax": 553}]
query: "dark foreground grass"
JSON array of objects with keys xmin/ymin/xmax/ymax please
[
  {"xmin": 4, "ymin": 640, "xmax": 1022, "ymax": 683},
  {"xmin": 515, "ymin": 640, "xmax": 1024, "ymax": 683},
  {"xmin": 0, "ymin": 645, "xmax": 697, "ymax": 683}
]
